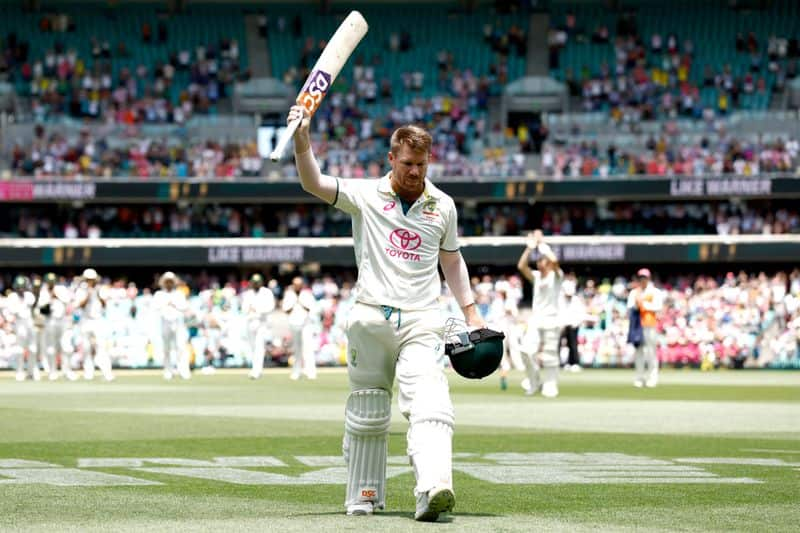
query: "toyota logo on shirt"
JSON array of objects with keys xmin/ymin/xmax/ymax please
[{"xmin": 389, "ymin": 228, "xmax": 422, "ymax": 251}]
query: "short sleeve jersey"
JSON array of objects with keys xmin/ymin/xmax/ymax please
[
  {"xmin": 531, "ymin": 270, "xmax": 564, "ymax": 329},
  {"xmin": 333, "ymin": 174, "xmax": 460, "ymax": 311}
]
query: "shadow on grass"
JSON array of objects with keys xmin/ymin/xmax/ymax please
[{"xmin": 292, "ymin": 511, "xmax": 499, "ymax": 522}]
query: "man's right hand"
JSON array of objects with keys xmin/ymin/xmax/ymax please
[{"xmin": 288, "ymin": 105, "xmax": 311, "ymax": 153}]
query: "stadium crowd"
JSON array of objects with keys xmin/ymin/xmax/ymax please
[
  {"xmin": 2, "ymin": 267, "xmax": 798, "ymax": 381},
  {"xmin": 549, "ymin": 9, "xmax": 799, "ymax": 121},
  {"xmin": 541, "ymin": 135, "xmax": 800, "ymax": 178},
  {"xmin": 4, "ymin": 201, "xmax": 798, "ymax": 239},
  {"xmin": 6, "ymin": 25, "xmax": 247, "ymax": 123}
]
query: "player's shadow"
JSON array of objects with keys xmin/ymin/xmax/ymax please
[{"xmin": 295, "ymin": 511, "xmax": 498, "ymax": 522}]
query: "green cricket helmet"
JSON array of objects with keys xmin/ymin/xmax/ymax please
[
  {"xmin": 44, "ymin": 272, "xmax": 57, "ymax": 284},
  {"xmin": 12, "ymin": 275, "xmax": 28, "ymax": 290},
  {"xmin": 444, "ymin": 318, "xmax": 505, "ymax": 379},
  {"xmin": 250, "ymin": 273, "xmax": 264, "ymax": 287}
]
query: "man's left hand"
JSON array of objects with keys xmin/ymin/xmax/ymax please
[{"xmin": 462, "ymin": 303, "xmax": 486, "ymax": 329}]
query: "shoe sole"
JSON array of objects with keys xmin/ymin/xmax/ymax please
[
  {"xmin": 346, "ymin": 509, "xmax": 373, "ymax": 516},
  {"xmin": 416, "ymin": 488, "xmax": 455, "ymax": 522}
]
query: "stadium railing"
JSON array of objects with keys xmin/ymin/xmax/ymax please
[
  {"xmin": 2, "ymin": 234, "xmax": 798, "ymax": 268},
  {"xmin": 0, "ymin": 173, "xmax": 795, "ymax": 199}
]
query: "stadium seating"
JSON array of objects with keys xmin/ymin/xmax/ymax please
[
  {"xmin": 0, "ymin": 2, "xmax": 248, "ymax": 104},
  {"xmin": 266, "ymin": 4, "xmax": 526, "ymax": 110},
  {"xmin": 550, "ymin": 0, "xmax": 799, "ymax": 111}
]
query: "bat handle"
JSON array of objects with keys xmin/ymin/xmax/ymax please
[{"xmin": 269, "ymin": 118, "xmax": 301, "ymax": 162}]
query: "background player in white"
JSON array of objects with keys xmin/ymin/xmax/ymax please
[
  {"xmin": 243, "ymin": 273, "xmax": 276, "ymax": 379},
  {"xmin": 560, "ymin": 276, "xmax": 592, "ymax": 373},
  {"xmin": 289, "ymin": 104, "xmax": 484, "ymax": 521},
  {"xmin": 75, "ymin": 268, "xmax": 114, "ymax": 381},
  {"xmin": 517, "ymin": 230, "xmax": 564, "ymax": 397},
  {"xmin": 154, "ymin": 272, "xmax": 190, "ymax": 380},
  {"xmin": 282, "ymin": 276, "xmax": 317, "ymax": 381},
  {"xmin": 34, "ymin": 273, "xmax": 76, "ymax": 380},
  {"xmin": 628, "ymin": 268, "xmax": 664, "ymax": 388},
  {"xmin": 5, "ymin": 276, "xmax": 37, "ymax": 381}
]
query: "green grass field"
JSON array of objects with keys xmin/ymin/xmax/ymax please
[{"xmin": 1, "ymin": 368, "xmax": 798, "ymax": 532}]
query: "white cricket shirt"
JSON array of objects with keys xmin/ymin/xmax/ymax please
[
  {"xmin": 333, "ymin": 174, "xmax": 460, "ymax": 311},
  {"xmin": 531, "ymin": 270, "xmax": 564, "ymax": 329}
]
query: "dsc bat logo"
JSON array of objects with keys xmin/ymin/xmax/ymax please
[{"xmin": 298, "ymin": 70, "xmax": 332, "ymax": 115}]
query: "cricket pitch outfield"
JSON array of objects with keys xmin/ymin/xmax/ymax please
[{"xmin": 1, "ymin": 369, "xmax": 798, "ymax": 532}]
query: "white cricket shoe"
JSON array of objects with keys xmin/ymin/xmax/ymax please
[
  {"xmin": 248, "ymin": 370, "xmax": 262, "ymax": 380},
  {"xmin": 65, "ymin": 370, "xmax": 79, "ymax": 381},
  {"xmin": 15, "ymin": 371, "xmax": 26, "ymax": 382},
  {"xmin": 289, "ymin": 373, "xmax": 300, "ymax": 381},
  {"xmin": 346, "ymin": 501, "xmax": 374, "ymax": 516},
  {"xmin": 163, "ymin": 370, "xmax": 174, "ymax": 381},
  {"xmin": 200, "ymin": 366, "xmax": 216, "ymax": 375},
  {"xmin": 645, "ymin": 378, "xmax": 658, "ymax": 388},
  {"xmin": 415, "ymin": 486, "xmax": 455, "ymax": 522},
  {"xmin": 32, "ymin": 368, "xmax": 41, "ymax": 382},
  {"xmin": 633, "ymin": 379, "xmax": 644, "ymax": 388},
  {"xmin": 179, "ymin": 369, "xmax": 191, "ymax": 380},
  {"xmin": 49, "ymin": 372, "xmax": 59, "ymax": 381},
  {"xmin": 522, "ymin": 377, "xmax": 540, "ymax": 396},
  {"xmin": 541, "ymin": 381, "xmax": 559, "ymax": 398}
]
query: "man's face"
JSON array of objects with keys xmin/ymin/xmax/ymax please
[
  {"xmin": 165, "ymin": 280, "xmax": 175, "ymax": 291},
  {"xmin": 388, "ymin": 144, "xmax": 428, "ymax": 195},
  {"xmin": 537, "ymin": 256, "xmax": 551, "ymax": 272}
]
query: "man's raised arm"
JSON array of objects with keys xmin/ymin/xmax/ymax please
[{"xmin": 290, "ymin": 105, "xmax": 338, "ymax": 205}]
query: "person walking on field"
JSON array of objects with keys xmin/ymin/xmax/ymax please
[
  {"xmin": 517, "ymin": 230, "xmax": 564, "ymax": 398},
  {"xmin": 628, "ymin": 268, "xmax": 663, "ymax": 388},
  {"xmin": 282, "ymin": 276, "xmax": 317, "ymax": 381},
  {"xmin": 243, "ymin": 273, "xmax": 276, "ymax": 380},
  {"xmin": 288, "ymin": 104, "xmax": 484, "ymax": 521}
]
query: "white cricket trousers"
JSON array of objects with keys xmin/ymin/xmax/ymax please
[
  {"xmin": 522, "ymin": 326, "xmax": 561, "ymax": 391},
  {"xmin": 290, "ymin": 323, "xmax": 316, "ymax": 379},
  {"xmin": 248, "ymin": 319, "xmax": 270, "ymax": 375},
  {"xmin": 35, "ymin": 320, "xmax": 67, "ymax": 374},
  {"xmin": 345, "ymin": 302, "xmax": 454, "ymax": 497},
  {"xmin": 14, "ymin": 323, "xmax": 36, "ymax": 376},
  {"xmin": 82, "ymin": 319, "xmax": 113, "ymax": 380},
  {"xmin": 162, "ymin": 324, "xmax": 188, "ymax": 374},
  {"xmin": 635, "ymin": 327, "xmax": 659, "ymax": 385}
]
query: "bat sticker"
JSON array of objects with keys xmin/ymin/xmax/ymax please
[{"xmin": 298, "ymin": 70, "xmax": 332, "ymax": 115}]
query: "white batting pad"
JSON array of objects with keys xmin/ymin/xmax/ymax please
[{"xmin": 343, "ymin": 388, "xmax": 391, "ymax": 509}]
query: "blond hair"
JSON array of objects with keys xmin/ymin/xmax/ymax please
[{"xmin": 390, "ymin": 125, "xmax": 432, "ymax": 155}]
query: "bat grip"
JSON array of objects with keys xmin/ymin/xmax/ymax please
[{"xmin": 269, "ymin": 118, "xmax": 301, "ymax": 162}]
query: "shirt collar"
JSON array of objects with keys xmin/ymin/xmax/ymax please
[{"xmin": 378, "ymin": 172, "xmax": 443, "ymax": 200}]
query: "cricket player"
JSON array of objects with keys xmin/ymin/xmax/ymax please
[
  {"xmin": 5, "ymin": 276, "xmax": 37, "ymax": 381},
  {"xmin": 288, "ymin": 105, "xmax": 484, "ymax": 521},
  {"xmin": 243, "ymin": 273, "xmax": 276, "ymax": 379},
  {"xmin": 282, "ymin": 276, "xmax": 317, "ymax": 381},
  {"xmin": 517, "ymin": 230, "xmax": 564, "ymax": 398},
  {"xmin": 34, "ymin": 273, "xmax": 76, "ymax": 380},
  {"xmin": 628, "ymin": 268, "xmax": 663, "ymax": 388},
  {"xmin": 154, "ymin": 272, "xmax": 191, "ymax": 380},
  {"xmin": 74, "ymin": 268, "xmax": 114, "ymax": 381},
  {"xmin": 560, "ymin": 276, "xmax": 589, "ymax": 372}
]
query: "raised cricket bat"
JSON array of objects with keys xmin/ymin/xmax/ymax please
[{"xmin": 269, "ymin": 10, "xmax": 369, "ymax": 162}]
